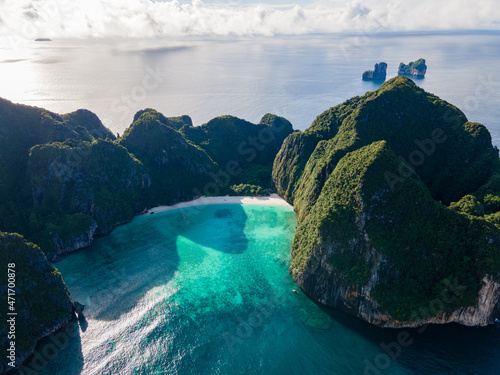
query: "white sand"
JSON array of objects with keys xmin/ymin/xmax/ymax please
[{"xmin": 146, "ymin": 194, "xmax": 291, "ymax": 214}]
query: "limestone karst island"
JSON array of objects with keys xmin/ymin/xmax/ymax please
[{"xmin": 398, "ymin": 58, "xmax": 428, "ymax": 77}]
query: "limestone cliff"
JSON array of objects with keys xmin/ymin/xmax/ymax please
[
  {"xmin": 398, "ymin": 58, "xmax": 427, "ymax": 77},
  {"xmin": 0, "ymin": 103, "xmax": 293, "ymax": 372},
  {"xmin": 0, "ymin": 99, "xmax": 116, "ymax": 249},
  {"xmin": 118, "ymin": 109, "xmax": 220, "ymax": 206},
  {"xmin": 0, "ymin": 232, "xmax": 74, "ymax": 373},
  {"xmin": 26, "ymin": 139, "xmax": 149, "ymax": 257},
  {"xmin": 0, "ymin": 101, "xmax": 292, "ymax": 257},
  {"xmin": 275, "ymin": 77, "xmax": 500, "ymax": 327},
  {"xmin": 362, "ymin": 62, "xmax": 387, "ymax": 81}
]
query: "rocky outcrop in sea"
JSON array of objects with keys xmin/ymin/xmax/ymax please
[
  {"xmin": 398, "ymin": 58, "xmax": 427, "ymax": 77},
  {"xmin": 362, "ymin": 62, "xmax": 387, "ymax": 81}
]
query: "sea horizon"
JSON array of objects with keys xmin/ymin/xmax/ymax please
[{"xmin": 1, "ymin": 31, "xmax": 499, "ymax": 146}]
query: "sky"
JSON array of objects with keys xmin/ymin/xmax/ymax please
[{"xmin": 0, "ymin": 0, "xmax": 499, "ymax": 40}]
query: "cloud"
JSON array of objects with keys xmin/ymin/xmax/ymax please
[{"xmin": 0, "ymin": 0, "xmax": 499, "ymax": 39}]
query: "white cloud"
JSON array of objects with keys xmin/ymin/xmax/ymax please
[{"xmin": 0, "ymin": 0, "xmax": 498, "ymax": 39}]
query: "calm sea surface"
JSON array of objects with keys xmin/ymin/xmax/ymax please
[
  {"xmin": 0, "ymin": 32, "xmax": 499, "ymax": 144},
  {"xmin": 12, "ymin": 204, "xmax": 500, "ymax": 375}
]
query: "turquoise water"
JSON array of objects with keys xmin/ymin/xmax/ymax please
[{"xmin": 15, "ymin": 204, "xmax": 500, "ymax": 374}]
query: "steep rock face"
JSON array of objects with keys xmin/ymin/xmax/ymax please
[
  {"xmin": 398, "ymin": 58, "xmax": 427, "ymax": 77},
  {"xmin": 275, "ymin": 77, "xmax": 500, "ymax": 327},
  {"xmin": 273, "ymin": 132, "xmax": 321, "ymax": 202},
  {"xmin": 119, "ymin": 109, "xmax": 219, "ymax": 206},
  {"xmin": 290, "ymin": 141, "xmax": 500, "ymax": 327},
  {"xmin": 362, "ymin": 62, "xmax": 387, "ymax": 81},
  {"xmin": 52, "ymin": 221, "xmax": 98, "ymax": 256},
  {"xmin": 26, "ymin": 139, "xmax": 148, "ymax": 257},
  {"xmin": 0, "ymin": 232, "xmax": 74, "ymax": 373},
  {"xmin": 0, "ymin": 99, "xmax": 115, "ymax": 237}
]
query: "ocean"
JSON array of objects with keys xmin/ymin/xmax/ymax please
[
  {"xmin": 0, "ymin": 32, "xmax": 499, "ymax": 145},
  {"xmin": 12, "ymin": 203, "xmax": 500, "ymax": 375}
]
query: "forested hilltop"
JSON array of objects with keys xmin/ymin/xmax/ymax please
[
  {"xmin": 0, "ymin": 100, "xmax": 292, "ymax": 259},
  {"xmin": 273, "ymin": 76, "xmax": 500, "ymax": 327}
]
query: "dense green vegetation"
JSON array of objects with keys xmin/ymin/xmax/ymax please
[
  {"xmin": 0, "ymin": 99, "xmax": 118, "ymax": 240},
  {"xmin": 181, "ymin": 113, "xmax": 293, "ymax": 191},
  {"xmin": 131, "ymin": 108, "xmax": 192, "ymax": 130},
  {"xmin": 228, "ymin": 184, "xmax": 269, "ymax": 196},
  {"xmin": 0, "ymin": 232, "xmax": 74, "ymax": 371},
  {"xmin": 274, "ymin": 77, "xmax": 499, "ymax": 221},
  {"xmin": 4, "ymin": 71, "xmax": 499, "ymax": 335},
  {"xmin": 26, "ymin": 139, "xmax": 147, "ymax": 257},
  {"xmin": 278, "ymin": 76, "xmax": 500, "ymax": 323},
  {"xmin": 119, "ymin": 110, "xmax": 218, "ymax": 207},
  {"xmin": 61, "ymin": 109, "xmax": 116, "ymax": 140},
  {"xmin": 398, "ymin": 58, "xmax": 427, "ymax": 76},
  {"xmin": 0, "ymin": 99, "xmax": 93, "ymax": 236}
]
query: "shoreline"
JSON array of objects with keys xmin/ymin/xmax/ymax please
[{"xmin": 145, "ymin": 194, "xmax": 291, "ymax": 214}]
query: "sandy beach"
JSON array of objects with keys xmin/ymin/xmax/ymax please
[{"xmin": 146, "ymin": 194, "xmax": 291, "ymax": 214}]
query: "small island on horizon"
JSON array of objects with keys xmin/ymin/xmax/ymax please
[
  {"xmin": 398, "ymin": 58, "xmax": 427, "ymax": 77},
  {"xmin": 362, "ymin": 62, "xmax": 387, "ymax": 81},
  {"xmin": 363, "ymin": 59, "xmax": 427, "ymax": 81}
]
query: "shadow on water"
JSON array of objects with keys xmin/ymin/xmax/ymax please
[
  {"xmin": 318, "ymin": 303, "xmax": 500, "ymax": 374},
  {"xmin": 11, "ymin": 320, "xmax": 84, "ymax": 375},
  {"xmin": 180, "ymin": 206, "xmax": 249, "ymax": 254},
  {"xmin": 362, "ymin": 79, "xmax": 386, "ymax": 88},
  {"xmin": 77, "ymin": 315, "xmax": 88, "ymax": 333},
  {"xmin": 56, "ymin": 204, "xmax": 249, "ymax": 322},
  {"xmin": 30, "ymin": 204, "xmax": 249, "ymax": 374}
]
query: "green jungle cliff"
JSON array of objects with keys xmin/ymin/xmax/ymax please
[{"xmin": 273, "ymin": 76, "xmax": 500, "ymax": 327}]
